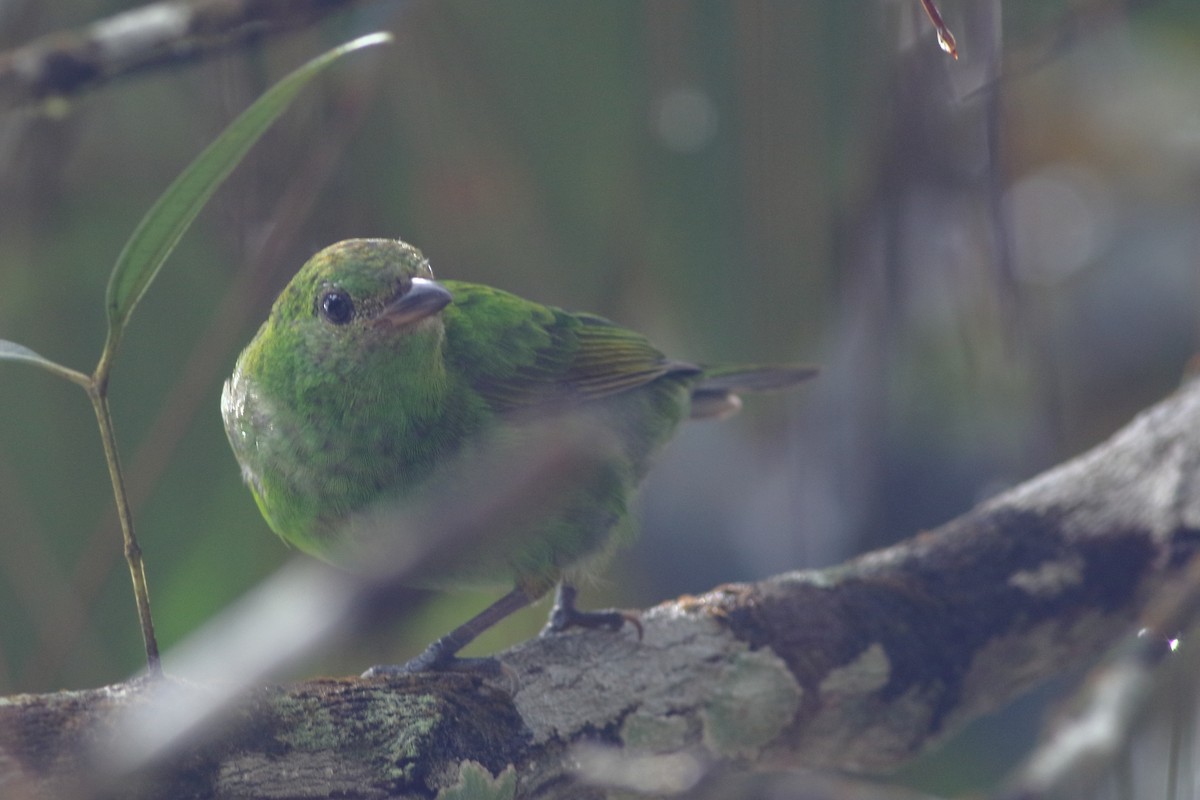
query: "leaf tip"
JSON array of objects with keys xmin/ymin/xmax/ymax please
[{"xmin": 344, "ymin": 31, "xmax": 394, "ymax": 52}]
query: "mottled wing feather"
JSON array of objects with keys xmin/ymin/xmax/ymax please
[
  {"xmin": 444, "ymin": 283, "xmax": 698, "ymax": 415},
  {"xmin": 563, "ymin": 314, "xmax": 697, "ymax": 396}
]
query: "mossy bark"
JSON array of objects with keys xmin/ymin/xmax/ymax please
[{"xmin": 3, "ymin": 381, "xmax": 1200, "ymax": 798}]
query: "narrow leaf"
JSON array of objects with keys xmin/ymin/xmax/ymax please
[
  {"xmin": 104, "ymin": 31, "xmax": 393, "ymax": 337},
  {"xmin": 0, "ymin": 339, "xmax": 90, "ymax": 386}
]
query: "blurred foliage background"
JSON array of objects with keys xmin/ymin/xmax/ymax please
[{"xmin": 1, "ymin": 0, "xmax": 1199, "ymax": 795}]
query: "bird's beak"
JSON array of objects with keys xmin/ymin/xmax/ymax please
[{"xmin": 377, "ymin": 277, "xmax": 452, "ymax": 328}]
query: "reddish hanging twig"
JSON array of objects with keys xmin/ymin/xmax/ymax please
[{"xmin": 920, "ymin": 0, "xmax": 959, "ymax": 59}]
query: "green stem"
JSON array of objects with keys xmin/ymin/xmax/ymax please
[
  {"xmin": 87, "ymin": 374, "xmax": 161, "ymax": 677},
  {"xmin": 39, "ymin": 360, "xmax": 92, "ymax": 389}
]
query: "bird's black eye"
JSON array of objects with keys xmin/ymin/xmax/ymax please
[{"xmin": 319, "ymin": 290, "xmax": 354, "ymax": 325}]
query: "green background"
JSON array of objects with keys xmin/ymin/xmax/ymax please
[{"xmin": 1, "ymin": 1, "xmax": 1198, "ymax": 794}]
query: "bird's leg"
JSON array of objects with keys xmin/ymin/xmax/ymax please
[
  {"xmin": 540, "ymin": 583, "xmax": 643, "ymax": 639},
  {"xmin": 363, "ymin": 586, "xmax": 535, "ymax": 676}
]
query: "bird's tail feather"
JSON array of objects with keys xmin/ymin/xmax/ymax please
[{"xmin": 688, "ymin": 364, "xmax": 817, "ymax": 420}]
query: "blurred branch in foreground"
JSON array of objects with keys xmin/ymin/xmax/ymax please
[
  {"xmin": 0, "ymin": 413, "xmax": 620, "ymax": 800},
  {"xmin": 1001, "ymin": 548, "xmax": 1200, "ymax": 800},
  {"xmin": 3, "ymin": 375, "xmax": 1200, "ymax": 797},
  {"xmin": 0, "ymin": 0, "xmax": 387, "ymax": 112}
]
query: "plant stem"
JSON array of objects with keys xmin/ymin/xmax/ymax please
[
  {"xmin": 87, "ymin": 379, "xmax": 161, "ymax": 676},
  {"xmin": 39, "ymin": 360, "xmax": 92, "ymax": 389}
]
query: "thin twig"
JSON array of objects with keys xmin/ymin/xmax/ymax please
[{"xmin": 919, "ymin": 0, "xmax": 959, "ymax": 58}]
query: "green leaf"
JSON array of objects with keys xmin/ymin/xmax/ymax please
[
  {"xmin": 104, "ymin": 31, "xmax": 393, "ymax": 339},
  {"xmin": 0, "ymin": 339, "xmax": 90, "ymax": 386}
]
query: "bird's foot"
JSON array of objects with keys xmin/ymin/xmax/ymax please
[
  {"xmin": 362, "ymin": 586, "xmax": 534, "ymax": 680},
  {"xmin": 361, "ymin": 634, "xmax": 508, "ymax": 678},
  {"xmin": 539, "ymin": 583, "xmax": 644, "ymax": 640}
]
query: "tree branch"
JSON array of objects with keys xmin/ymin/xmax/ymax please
[
  {"xmin": 0, "ymin": 0, "xmax": 386, "ymax": 112},
  {"xmin": 1001, "ymin": 543, "xmax": 1200, "ymax": 799},
  {"xmin": 3, "ymin": 378, "xmax": 1200, "ymax": 798}
]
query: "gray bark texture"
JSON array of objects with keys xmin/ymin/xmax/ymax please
[{"xmin": 3, "ymin": 379, "xmax": 1200, "ymax": 799}]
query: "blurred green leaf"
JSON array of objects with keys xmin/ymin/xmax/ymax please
[
  {"xmin": 103, "ymin": 31, "xmax": 393, "ymax": 342},
  {"xmin": 0, "ymin": 339, "xmax": 89, "ymax": 386}
]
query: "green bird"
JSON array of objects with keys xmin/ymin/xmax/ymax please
[{"xmin": 222, "ymin": 238, "xmax": 814, "ymax": 673}]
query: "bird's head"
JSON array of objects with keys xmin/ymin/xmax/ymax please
[{"xmin": 249, "ymin": 238, "xmax": 454, "ymax": 387}]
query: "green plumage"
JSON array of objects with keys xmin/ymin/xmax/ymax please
[{"xmin": 222, "ymin": 239, "xmax": 813, "ymax": 657}]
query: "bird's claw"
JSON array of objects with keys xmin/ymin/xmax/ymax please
[
  {"xmin": 540, "ymin": 583, "xmax": 644, "ymax": 639},
  {"xmin": 540, "ymin": 603, "xmax": 644, "ymax": 640}
]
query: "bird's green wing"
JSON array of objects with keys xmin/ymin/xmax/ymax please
[
  {"xmin": 557, "ymin": 312, "xmax": 698, "ymax": 397},
  {"xmin": 443, "ymin": 281, "xmax": 699, "ymax": 415}
]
